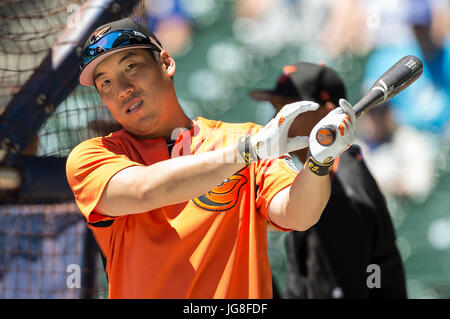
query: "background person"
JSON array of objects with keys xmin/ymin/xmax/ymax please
[{"xmin": 250, "ymin": 62, "xmax": 407, "ymax": 298}]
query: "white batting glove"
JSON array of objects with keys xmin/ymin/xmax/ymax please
[
  {"xmin": 307, "ymin": 99, "xmax": 356, "ymax": 175},
  {"xmin": 237, "ymin": 101, "xmax": 319, "ymax": 164}
]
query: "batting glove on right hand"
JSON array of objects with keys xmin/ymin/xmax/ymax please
[{"xmin": 307, "ymin": 99, "xmax": 356, "ymax": 175}]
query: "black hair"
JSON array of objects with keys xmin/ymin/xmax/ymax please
[{"xmin": 146, "ymin": 48, "xmax": 161, "ymax": 61}]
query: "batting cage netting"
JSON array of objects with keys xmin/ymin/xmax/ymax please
[{"xmin": 0, "ymin": 0, "xmax": 144, "ymax": 298}]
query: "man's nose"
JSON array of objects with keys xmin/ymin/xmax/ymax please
[{"xmin": 118, "ymin": 79, "xmax": 135, "ymax": 100}]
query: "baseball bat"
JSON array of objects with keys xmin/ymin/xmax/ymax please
[{"xmin": 315, "ymin": 55, "xmax": 423, "ymax": 147}]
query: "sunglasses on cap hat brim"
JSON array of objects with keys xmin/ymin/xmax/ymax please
[{"xmin": 79, "ymin": 29, "xmax": 163, "ymax": 86}]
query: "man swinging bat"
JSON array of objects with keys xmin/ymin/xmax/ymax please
[{"xmin": 66, "ymin": 18, "xmax": 360, "ymax": 299}]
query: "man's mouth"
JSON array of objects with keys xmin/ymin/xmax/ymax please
[{"xmin": 125, "ymin": 99, "xmax": 143, "ymax": 114}]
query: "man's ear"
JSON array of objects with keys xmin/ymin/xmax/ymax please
[{"xmin": 159, "ymin": 50, "xmax": 176, "ymax": 77}]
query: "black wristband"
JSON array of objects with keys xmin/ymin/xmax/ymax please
[
  {"xmin": 237, "ymin": 135, "xmax": 259, "ymax": 165},
  {"xmin": 306, "ymin": 156, "xmax": 334, "ymax": 176}
]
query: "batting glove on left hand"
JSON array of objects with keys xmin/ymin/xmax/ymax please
[{"xmin": 237, "ymin": 101, "xmax": 320, "ymax": 164}]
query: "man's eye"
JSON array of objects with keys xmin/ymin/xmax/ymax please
[
  {"xmin": 101, "ymin": 79, "xmax": 110, "ymax": 87},
  {"xmin": 126, "ymin": 63, "xmax": 137, "ymax": 71}
]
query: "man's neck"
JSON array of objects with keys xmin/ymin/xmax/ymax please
[
  {"xmin": 131, "ymin": 104, "xmax": 194, "ymax": 140},
  {"xmin": 162, "ymin": 114, "xmax": 194, "ymax": 141}
]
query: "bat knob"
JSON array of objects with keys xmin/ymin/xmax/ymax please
[{"xmin": 316, "ymin": 125, "xmax": 336, "ymax": 146}]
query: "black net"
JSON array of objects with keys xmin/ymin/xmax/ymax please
[
  {"xmin": 0, "ymin": 0, "xmax": 143, "ymax": 298},
  {"xmin": 0, "ymin": 203, "xmax": 87, "ymax": 298},
  {"xmin": 0, "ymin": 0, "xmax": 122, "ymax": 157},
  {"xmin": 0, "ymin": 0, "xmax": 79, "ymax": 113}
]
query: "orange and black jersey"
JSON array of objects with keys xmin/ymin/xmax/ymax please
[{"xmin": 66, "ymin": 117, "xmax": 299, "ymax": 298}]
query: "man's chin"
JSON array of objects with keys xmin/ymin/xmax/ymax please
[{"xmin": 122, "ymin": 115, "xmax": 160, "ymax": 138}]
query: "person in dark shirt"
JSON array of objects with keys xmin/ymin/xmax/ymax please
[{"xmin": 250, "ymin": 62, "xmax": 407, "ymax": 299}]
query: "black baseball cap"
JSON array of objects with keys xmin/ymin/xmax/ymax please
[
  {"xmin": 250, "ymin": 62, "xmax": 346, "ymax": 106},
  {"xmin": 79, "ymin": 18, "xmax": 163, "ymax": 87}
]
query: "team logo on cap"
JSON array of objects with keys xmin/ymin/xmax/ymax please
[
  {"xmin": 89, "ymin": 25, "xmax": 111, "ymax": 44},
  {"xmin": 192, "ymin": 173, "xmax": 247, "ymax": 212},
  {"xmin": 282, "ymin": 65, "xmax": 298, "ymax": 75},
  {"xmin": 278, "ymin": 65, "xmax": 298, "ymax": 84}
]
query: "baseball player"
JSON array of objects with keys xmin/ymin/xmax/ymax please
[
  {"xmin": 250, "ymin": 62, "xmax": 407, "ymax": 298},
  {"xmin": 66, "ymin": 18, "xmax": 356, "ymax": 298}
]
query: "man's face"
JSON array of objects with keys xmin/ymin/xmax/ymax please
[{"xmin": 93, "ymin": 48, "xmax": 175, "ymax": 138}]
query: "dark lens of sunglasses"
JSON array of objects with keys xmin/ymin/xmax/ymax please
[{"xmin": 81, "ymin": 31, "xmax": 148, "ymax": 67}]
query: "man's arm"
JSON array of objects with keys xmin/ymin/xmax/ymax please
[
  {"xmin": 96, "ymin": 144, "xmax": 245, "ymax": 217},
  {"xmin": 96, "ymin": 101, "xmax": 318, "ymax": 217},
  {"xmin": 98, "ymin": 99, "xmax": 354, "ymax": 222},
  {"xmin": 268, "ymin": 99, "xmax": 356, "ymax": 231},
  {"xmin": 268, "ymin": 167, "xmax": 331, "ymax": 231}
]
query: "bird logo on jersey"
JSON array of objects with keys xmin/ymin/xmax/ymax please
[{"xmin": 192, "ymin": 173, "xmax": 247, "ymax": 212}]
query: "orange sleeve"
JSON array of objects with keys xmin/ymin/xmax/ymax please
[
  {"xmin": 254, "ymin": 155, "xmax": 299, "ymax": 232},
  {"xmin": 66, "ymin": 137, "xmax": 143, "ymax": 224}
]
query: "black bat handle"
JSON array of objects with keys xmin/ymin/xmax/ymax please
[{"xmin": 353, "ymin": 88, "xmax": 386, "ymax": 119}]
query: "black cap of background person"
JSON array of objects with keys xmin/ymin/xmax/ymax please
[
  {"xmin": 79, "ymin": 18, "xmax": 163, "ymax": 87},
  {"xmin": 250, "ymin": 62, "xmax": 346, "ymax": 106}
]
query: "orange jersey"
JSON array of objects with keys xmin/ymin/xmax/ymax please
[{"xmin": 66, "ymin": 117, "xmax": 298, "ymax": 298}]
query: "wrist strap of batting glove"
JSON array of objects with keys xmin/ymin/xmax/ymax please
[
  {"xmin": 237, "ymin": 135, "xmax": 259, "ymax": 165},
  {"xmin": 306, "ymin": 155, "xmax": 334, "ymax": 176}
]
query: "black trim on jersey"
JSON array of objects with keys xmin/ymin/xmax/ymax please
[
  {"xmin": 166, "ymin": 139, "xmax": 176, "ymax": 157},
  {"xmin": 88, "ymin": 220, "xmax": 114, "ymax": 227}
]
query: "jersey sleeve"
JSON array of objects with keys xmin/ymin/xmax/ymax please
[
  {"xmin": 66, "ymin": 137, "xmax": 144, "ymax": 225},
  {"xmin": 254, "ymin": 154, "xmax": 299, "ymax": 232}
]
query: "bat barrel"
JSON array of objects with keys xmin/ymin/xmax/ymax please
[{"xmin": 353, "ymin": 55, "xmax": 423, "ymax": 118}]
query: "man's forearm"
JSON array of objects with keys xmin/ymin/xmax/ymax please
[
  {"xmin": 98, "ymin": 144, "xmax": 246, "ymax": 216},
  {"xmin": 287, "ymin": 167, "xmax": 331, "ymax": 229},
  {"xmin": 147, "ymin": 144, "xmax": 246, "ymax": 205},
  {"xmin": 268, "ymin": 166, "xmax": 331, "ymax": 231}
]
